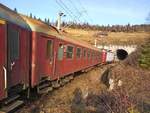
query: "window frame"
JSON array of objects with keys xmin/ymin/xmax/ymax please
[
  {"xmin": 76, "ymin": 47, "xmax": 82, "ymax": 59},
  {"xmin": 83, "ymin": 48, "xmax": 87, "ymax": 59},
  {"xmin": 46, "ymin": 39, "xmax": 53, "ymax": 60},
  {"xmin": 57, "ymin": 43, "xmax": 64, "ymax": 61},
  {"xmin": 87, "ymin": 50, "xmax": 91, "ymax": 59},
  {"xmin": 66, "ymin": 45, "xmax": 74, "ymax": 59}
]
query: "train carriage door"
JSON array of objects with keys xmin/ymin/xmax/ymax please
[
  {"xmin": 56, "ymin": 43, "xmax": 64, "ymax": 77},
  {"xmin": 46, "ymin": 39, "xmax": 54, "ymax": 76},
  {"xmin": 37, "ymin": 36, "xmax": 54, "ymax": 80},
  {"xmin": 7, "ymin": 24, "xmax": 29, "ymax": 89},
  {"xmin": 0, "ymin": 20, "xmax": 7, "ymax": 100},
  {"xmin": 7, "ymin": 25, "xmax": 19, "ymax": 88}
]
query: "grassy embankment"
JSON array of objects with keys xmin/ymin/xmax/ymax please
[{"xmin": 63, "ymin": 28, "xmax": 150, "ymax": 45}]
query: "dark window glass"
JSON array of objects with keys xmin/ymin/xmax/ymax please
[
  {"xmin": 87, "ymin": 50, "xmax": 90, "ymax": 59},
  {"xmin": 76, "ymin": 48, "xmax": 81, "ymax": 58},
  {"xmin": 93, "ymin": 52, "xmax": 95, "ymax": 59},
  {"xmin": 83, "ymin": 49, "xmax": 86, "ymax": 58},
  {"xmin": 95, "ymin": 52, "xmax": 97, "ymax": 59},
  {"xmin": 91, "ymin": 52, "xmax": 93, "ymax": 59},
  {"xmin": 46, "ymin": 40, "xmax": 53, "ymax": 59},
  {"xmin": 8, "ymin": 27, "xmax": 19, "ymax": 61},
  {"xmin": 57, "ymin": 44, "xmax": 64, "ymax": 60},
  {"xmin": 66, "ymin": 46, "xmax": 73, "ymax": 59}
]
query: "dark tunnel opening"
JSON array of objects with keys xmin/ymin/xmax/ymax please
[{"xmin": 117, "ymin": 49, "xmax": 128, "ymax": 60}]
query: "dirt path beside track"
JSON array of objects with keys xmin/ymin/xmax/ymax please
[{"xmin": 17, "ymin": 65, "xmax": 110, "ymax": 113}]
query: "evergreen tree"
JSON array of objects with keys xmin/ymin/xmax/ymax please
[
  {"xmin": 34, "ymin": 16, "xmax": 36, "ymax": 19},
  {"xmin": 30, "ymin": 13, "xmax": 33, "ymax": 18},
  {"xmin": 47, "ymin": 19, "xmax": 50, "ymax": 25},
  {"xmin": 44, "ymin": 18, "xmax": 47, "ymax": 23},
  {"xmin": 14, "ymin": 8, "xmax": 17, "ymax": 13},
  {"xmin": 38, "ymin": 18, "xmax": 41, "ymax": 21}
]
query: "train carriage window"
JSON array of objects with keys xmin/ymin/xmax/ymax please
[
  {"xmin": 91, "ymin": 51, "xmax": 93, "ymax": 59},
  {"xmin": 87, "ymin": 50, "xmax": 90, "ymax": 59},
  {"xmin": 93, "ymin": 52, "xmax": 95, "ymax": 59},
  {"xmin": 66, "ymin": 46, "xmax": 74, "ymax": 59},
  {"xmin": 96, "ymin": 53, "xmax": 98, "ymax": 59},
  {"xmin": 83, "ymin": 49, "xmax": 86, "ymax": 58},
  {"xmin": 92, "ymin": 52, "xmax": 95, "ymax": 59},
  {"xmin": 57, "ymin": 44, "xmax": 64, "ymax": 60},
  {"xmin": 8, "ymin": 26, "xmax": 19, "ymax": 61},
  {"xmin": 76, "ymin": 48, "xmax": 81, "ymax": 58},
  {"xmin": 46, "ymin": 40, "xmax": 53, "ymax": 59},
  {"xmin": 95, "ymin": 52, "xmax": 97, "ymax": 59}
]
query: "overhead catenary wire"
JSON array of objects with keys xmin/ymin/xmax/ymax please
[
  {"xmin": 77, "ymin": 0, "xmax": 94, "ymax": 24},
  {"xmin": 56, "ymin": 0, "xmax": 80, "ymax": 22},
  {"xmin": 66, "ymin": 0, "xmax": 87, "ymax": 23},
  {"xmin": 55, "ymin": 0, "xmax": 86, "ymax": 29},
  {"xmin": 55, "ymin": 0, "xmax": 77, "ymax": 22},
  {"xmin": 55, "ymin": 0, "xmax": 93, "ymax": 28}
]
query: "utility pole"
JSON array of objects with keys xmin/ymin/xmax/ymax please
[{"xmin": 57, "ymin": 12, "xmax": 65, "ymax": 30}]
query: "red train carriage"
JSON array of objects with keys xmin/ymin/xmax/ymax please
[
  {"xmin": 54, "ymin": 37, "xmax": 102, "ymax": 79},
  {"xmin": 21, "ymin": 15, "xmax": 61, "ymax": 89},
  {"xmin": 21, "ymin": 15, "xmax": 102, "ymax": 93},
  {"xmin": 0, "ymin": 4, "xmax": 30, "ymax": 102},
  {"xmin": 0, "ymin": 4, "xmax": 102, "ymax": 108},
  {"xmin": 0, "ymin": 3, "xmax": 102, "ymax": 112}
]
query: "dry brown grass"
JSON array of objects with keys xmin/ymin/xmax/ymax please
[
  {"xmin": 17, "ymin": 66, "xmax": 109, "ymax": 113},
  {"xmin": 63, "ymin": 28, "xmax": 150, "ymax": 45}
]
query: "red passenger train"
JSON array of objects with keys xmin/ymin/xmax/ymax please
[{"xmin": 0, "ymin": 4, "xmax": 102, "ymax": 111}]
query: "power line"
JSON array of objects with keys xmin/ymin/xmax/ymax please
[
  {"xmin": 55, "ymin": 0, "xmax": 87, "ymax": 29},
  {"xmin": 77, "ymin": 0, "xmax": 94, "ymax": 24},
  {"xmin": 55, "ymin": 0, "xmax": 94, "ymax": 29},
  {"xmin": 55, "ymin": 0, "xmax": 76, "ymax": 22},
  {"xmin": 56, "ymin": 0, "xmax": 83, "ymax": 28},
  {"xmin": 57, "ymin": 0, "xmax": 80, "ymax": 22},
  {"xmin": 67, "ymin": 0, "xmax": 87, "ymax": 22},
  {"xmin": 56, "ymin": 0, "xmax": 89, "ymax": 24}
]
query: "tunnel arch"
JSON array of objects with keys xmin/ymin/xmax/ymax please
[{"xmin": 116, "ymin": 49, "xmax": 128, "ymax": 60}]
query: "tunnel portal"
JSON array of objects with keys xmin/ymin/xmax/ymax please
[{"xmin": 116, "ymin": 49, "xmax": 128, "ymax": 60}]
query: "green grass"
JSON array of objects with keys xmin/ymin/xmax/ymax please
[{"xmin": 139, "ymin": 41, "xmax": 150, "ymax": 69}]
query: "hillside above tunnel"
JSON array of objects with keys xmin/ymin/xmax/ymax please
[{"xmin": 62, "ymin": 28, "xmax": 150, "ymax": 45}]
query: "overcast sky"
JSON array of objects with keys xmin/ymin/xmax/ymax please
[{"xmin": 0, "ymin": 0, "xmax": 150, "ymax": 25}]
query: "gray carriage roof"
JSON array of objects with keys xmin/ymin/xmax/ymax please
[{"xmin": 0, "ymin": 4, "xmax": 30, "ymax": 30}]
